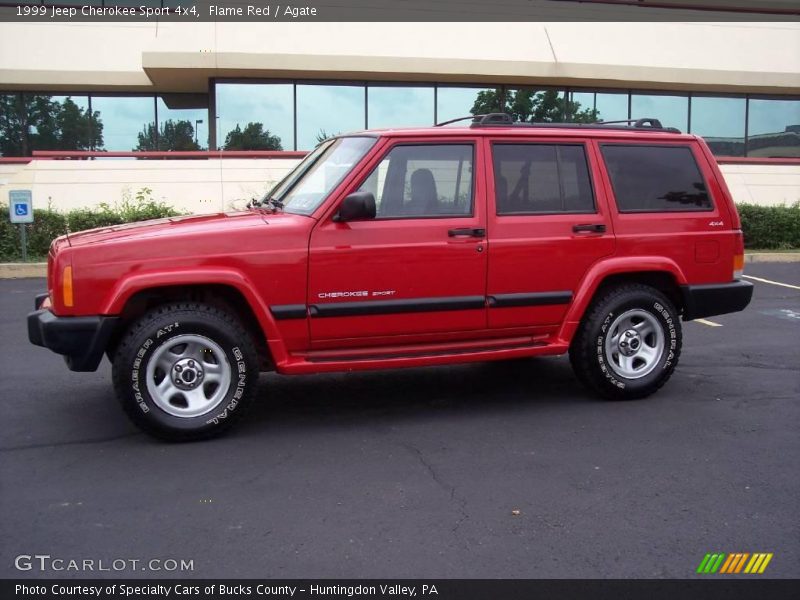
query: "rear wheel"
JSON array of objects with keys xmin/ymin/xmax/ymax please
[
  {"xmin": 112, "ymin": 302, "xmax": 259, "ymax": 441},
  {"xmin": 569, "ymin": 284, "xmax": 682, "ymax": 400}
]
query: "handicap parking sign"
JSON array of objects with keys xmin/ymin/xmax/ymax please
[{"xmin": 8, "ymin": 190, "xmax": 33, "ymax": 224}]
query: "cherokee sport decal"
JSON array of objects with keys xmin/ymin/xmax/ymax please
[{"xmin": 318, "ymin": 290, "xmax": 397, "ymax": 299}]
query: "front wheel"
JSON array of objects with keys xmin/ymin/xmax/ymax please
[
  {"xmin": 112, "ymin": 302, "xmax": 259, "ymax": 441},
  {"xmin": 569, "ymin": 284, "xmax": 682, "ymax": 400}
]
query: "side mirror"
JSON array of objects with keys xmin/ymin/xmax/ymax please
[{"xmin": 334, "ymin": 191, "xmax": 376, "ymax": 222}]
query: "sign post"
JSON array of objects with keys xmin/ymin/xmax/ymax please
[{"xmin": 8, "ymin": 190, "xmax": 34, "ymax": 262}]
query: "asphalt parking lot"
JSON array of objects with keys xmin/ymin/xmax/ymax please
[{"xmin": 1, "ymin": 264, "xmax": 798, "ymax": 580}]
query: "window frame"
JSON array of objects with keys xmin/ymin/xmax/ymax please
[
  {"xmin": 599, "ymin": 142, "xmax": 715, "ymax": 214},
  {"xmin": 490, "ymin": 141, "xmax": 598, "ymax": 217},
  {"xmin": 353, "ymin": 141, "xmax": 477, "ymax": 221}
]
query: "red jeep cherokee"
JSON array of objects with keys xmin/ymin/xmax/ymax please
[{"xmin": 28, "ymin": 114, "xmax": 753, "ymax": 440}]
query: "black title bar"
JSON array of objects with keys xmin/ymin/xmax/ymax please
[{"xmin": 0, "ymin": 0, "xmax": 798, "ymax": 23}]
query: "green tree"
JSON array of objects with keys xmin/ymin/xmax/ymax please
[
  {"xmin": 315, "ymin": 129, "xmax": 340, "ymax": 144},
  {"xmin": 223, "ymin": 122, "xmax": 282, "ymax": 151},
  {"xmin": 57, "ymin": 98, "xmax": 103, "ymax": 151},
  {"xmin": 135, "ymin": 119, "xmax": 201, "ymax": 151},
  {"xmin": 0, "ymin": 94, "xmax": 102, "ymax": 156},
  {"xmin": 471, "ymin": 89, "xmax": 597, "ymax": 123}
]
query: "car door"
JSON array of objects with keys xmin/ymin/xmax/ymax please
[
  {"xmin": 308, "ymin": 138, "xmax": 488, "ymax": 347},
  {"xmin": 485, "ymin": 137, "xmax": 615, "ymax": 334}
]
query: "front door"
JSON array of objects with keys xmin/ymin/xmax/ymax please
[{"xmin": 308, "ymin": 139, "xmax": 487, "ymax": 347}]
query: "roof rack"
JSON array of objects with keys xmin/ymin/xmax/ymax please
[{"xmin": 469, "ymin": 113, "xmax": 681, "ymax": 133}]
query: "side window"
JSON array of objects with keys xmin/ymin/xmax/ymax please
[
  {"xmin": 357, "ymin": 144, "xmax": 473, "ymax": 218},
  {"xmin": 492, "ymin": 144, "xmax": 595, "ymax": 215},
  {"xmin": 600, "ymin": 145, "xmax": 712, "ymax": 212}
]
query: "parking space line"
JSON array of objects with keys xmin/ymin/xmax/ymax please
[
  {"xmin": 694, "ymin": 318, "xmax": 723, "ymax": 327},
  {"xmin": 743, "ymin": 275, "xmax": 800, "ymax": 291}
]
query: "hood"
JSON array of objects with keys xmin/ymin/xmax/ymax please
[{"xmin": 65, "ymin": 210, "xmax": 280, "ymax": 247}]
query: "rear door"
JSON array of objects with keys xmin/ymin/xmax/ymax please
[
  {"xmin": 307, "ymin": 138, "xmax": 488, "ymax": 346},
  {"xmin": 485, "ymin": 137, "xmax": 615, "ymax": 333}
]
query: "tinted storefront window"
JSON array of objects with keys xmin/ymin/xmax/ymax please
[
  {"xmin": 367, "ymin": 86, "xmax": 435, "ymax": 129},
  {"xmin": 747, "ymin": 98, "xmax": 800, "ymax": 158},
  {"xmin": 631, "ymin": 94, "xmax": 688, "ymax": 132},
  {"xmin": 690, "ymin": 96, "xmax": 746, "ymax": 157},
  {"xmin": 216, "ymin": 83, "xmax": 293, "ymax": 151},
  {"xmin": 296, "ymin": 84, "xmax": 365, "ymax": 150}
]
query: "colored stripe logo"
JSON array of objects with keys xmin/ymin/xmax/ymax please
[{"xmin": 697, "ymin": 552, "xmax": 773, "ymax": 574}]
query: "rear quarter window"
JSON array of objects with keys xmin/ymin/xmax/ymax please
[{"xmin": 600, "ymin": 145, "xmax": 713, "ymax": 212}]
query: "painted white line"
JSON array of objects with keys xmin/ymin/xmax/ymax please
[
  {"xmin": 694, "ymin": 318, "xmax": 723, "ymax": 327},
  {"xmin": 743, "ymin": 275, "xmax": 800, "ymax": 291}
]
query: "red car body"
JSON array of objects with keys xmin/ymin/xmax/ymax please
[{"xmin": 28, "ymin": 119, "xmax": 753, "ymax": 439}]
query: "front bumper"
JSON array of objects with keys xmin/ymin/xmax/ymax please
[
  {"xmin": 28, "ymin": 307, "xmax": 120, "ymax": 372},
  {"xmin": 680, "ymin": 279, "xmax": 754, "ymax": 321}
]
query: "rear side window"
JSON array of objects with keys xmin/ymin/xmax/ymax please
[
  {"xmin": 600, "ymin": 145, "xmax": 712, "ymax": 212},
  {"xmin": 492, "ymin": 144, "xmax": 595, "ymax": 215}
]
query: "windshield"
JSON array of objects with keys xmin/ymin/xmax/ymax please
[{"xmin": 268, "ymin": 136, "xmax": 377, "ymax": 215}]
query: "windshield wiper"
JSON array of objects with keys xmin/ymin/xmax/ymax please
[{"xmin": 247, "ymin": 196, "xmax": 283, "ymax": 211}]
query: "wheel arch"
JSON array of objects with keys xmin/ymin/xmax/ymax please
[
  {"xmin": 558, "ymin": 257, "xmax": 687, "ymax": 344},
  {"xmin": 103, "ymin": 271, "xmax": 285, "ymax": 369}
]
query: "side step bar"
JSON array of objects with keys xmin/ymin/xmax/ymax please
[{"xmin": 277, "ymin": 338, "xmax": 569, "ymax": 375}]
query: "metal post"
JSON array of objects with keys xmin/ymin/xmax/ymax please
[{"xmin": 20, "ymin": 223, "xmax": 27, "ymax": 262}]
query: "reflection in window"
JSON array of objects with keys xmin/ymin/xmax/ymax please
[
  {"xmin": 594, "ymin": 92, "xmax": 629, "ymax": 123},
  {"xmin": 216, "ymin": 83, "xmax": 292, "ymax": 150},
  {"xmin": 569, "ymin": 92, "xmax": 602, "ymax": 123},
  {"xmin": 631, "ymin": 93, "xmax": 688, "ymax": 131},
  {"xmin": 296, "ymin": 84, "xmax": 365, "ymax": 150},
  {"xmin": 277, "ymin": 137, "xmax": 376, "ymax": 215},
  {"xmin": 690, "ymin": 96, "xmax": 745, "ymax": 156},
  {"xmin": 152, "ymin": 96, "xmax": 208, "ymax": 151},
  {"xmin": 747, "ymin": 98, "xmax": 800, "ymax": 158},
  {"xmin": 493, "ymin": 144, "xmax": 595, "ymax": 214},
  {"xmin": 601, "ymin": 145, "xmax": 711, "ymax": 212},
  {"xmin": 0, "ymin": 93, "xmax": 101, "ymax": 156},
  {"xmin": 503, "ymin": 88, "xmax": 568, "ymax": 122},
  {"xmin": 91, "ymin": 96, "xmax": 155, "ymax": 151},
  {"xmin": 367, "ymin": 86, "xmax": 434, "ymax": 129},
  {"xmin": 358, "ymin": 144, "xmax": 474, "ymax": 218},
  {"xmin": 436, "ymin": 86, "xmax": 500, "ymax": 124}
]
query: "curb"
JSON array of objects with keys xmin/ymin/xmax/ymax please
[
  {"xmin": 745, "ymin": 253, "xmax": 800, "ymax": 263},
  {"xmin": 1, "ymin": 252, "xmax": 799, "ymax": 280},
  {"xmin": 0, "ymin": 262, "xmax": 46, "ymax": 278}
]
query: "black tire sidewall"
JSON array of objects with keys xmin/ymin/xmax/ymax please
[
  {"xmin": 592, "ymin": 291, "xmax": 680, "ymax": 395},
  {"xmin": 116, "ymin": 308, "xmax": 255, "ymax": 438}
]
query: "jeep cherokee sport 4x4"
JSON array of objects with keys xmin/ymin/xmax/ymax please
[{"xmin": 28, "ymin": 114, "xmax": 753, "ymax": 440}]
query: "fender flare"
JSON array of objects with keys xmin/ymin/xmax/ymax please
[
  {"xmin": 556, "ymin": 256, "xmax": 688, "ymax": 344},
  {"xmin": 101, "ymin": 267, "xmax": 290, "ymax": 365}
]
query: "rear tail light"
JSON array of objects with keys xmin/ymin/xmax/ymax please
[
  {"xmin": 62, "ymin": 265, "xmax": 74, "ymax": 307},
  {"xmin": 733, "ymin": 230, "xmax": 745, "ymax": 279}
]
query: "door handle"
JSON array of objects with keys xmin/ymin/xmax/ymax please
[
  {"xmin": 572, "ymin": 223, "xmax": 606, "ymax": 234},
  {"xmin": 448, "ymin": 228, "xmax": 486, "ymax": 238}
]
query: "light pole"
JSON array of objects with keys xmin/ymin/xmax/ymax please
[{"xmin": 195, "ymin": 119, "xmax": 203, "ymax": 146}]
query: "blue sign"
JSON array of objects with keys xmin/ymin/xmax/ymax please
[{"xmin": 8, "ymin": 190, "xmax": 33, "ymax": 224}]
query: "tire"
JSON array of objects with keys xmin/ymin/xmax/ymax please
[
  {"xmin": 569, "ymin": 284, "xmax": 682, "ymax": 400},
  {"xmin": 112, "ymin": 302, "xmax": 259, "ymax": 441}
]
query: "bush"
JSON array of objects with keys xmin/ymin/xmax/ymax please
[
  {"xmin": 0, "ymin": 188, "xmax": 181, "ymax": 261},
  {"xmin": 737, "ymin": 202, "xmax": 800, "ymax": 250}
]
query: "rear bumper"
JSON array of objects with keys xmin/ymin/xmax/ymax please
[
  {"xmin": 680, "ymin": 279, "xmax": 754, "ymax": 321},
  {"xmin": 28, "ymin": 308, "xmax": 119, "ymax": 372}
]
